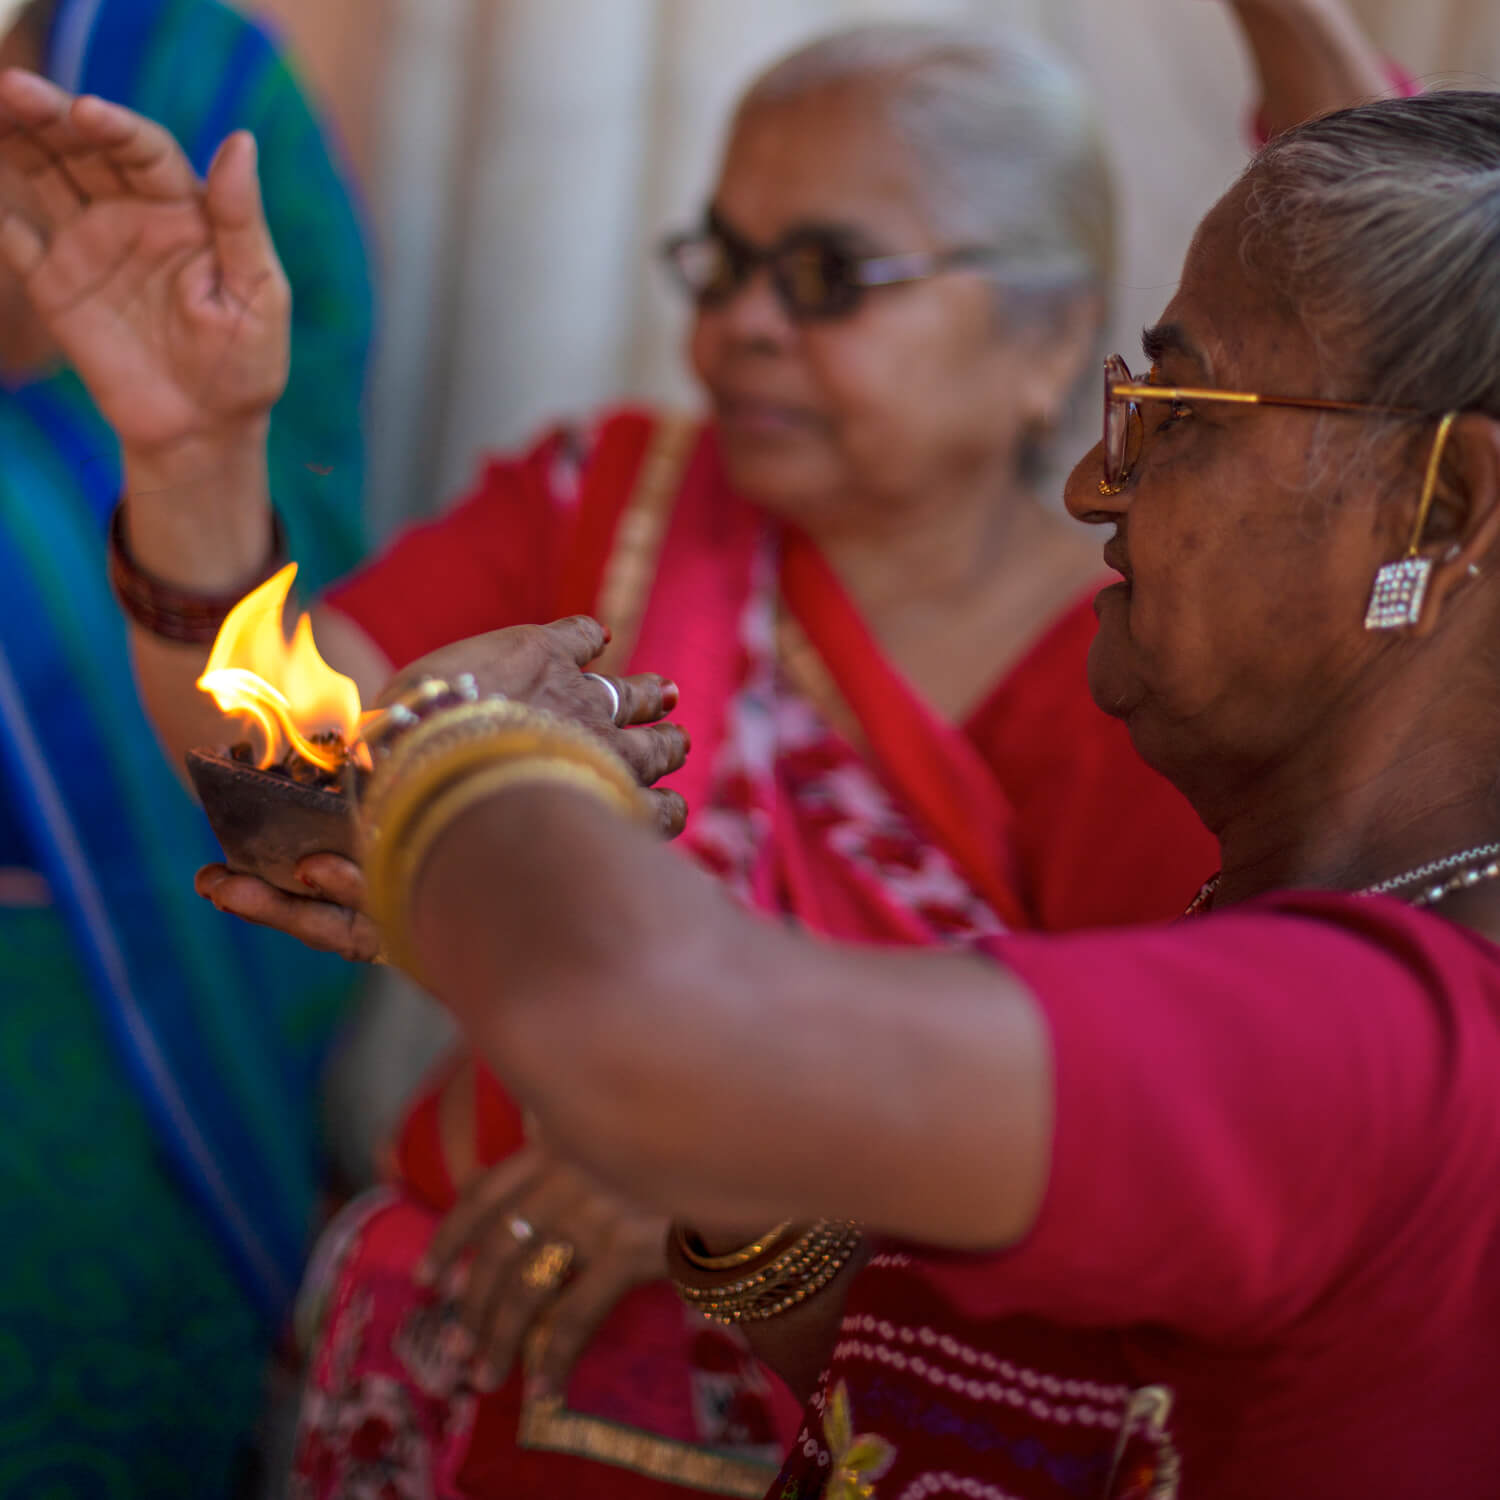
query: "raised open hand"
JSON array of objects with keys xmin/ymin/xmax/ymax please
[{"xmin": 0, "ymin": 69, "xmax": 289, "ymax": 459}]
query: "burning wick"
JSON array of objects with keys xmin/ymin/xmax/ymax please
[{"xmin": 197, "ymin": 563, "xmax": 370, "ymax": 775}]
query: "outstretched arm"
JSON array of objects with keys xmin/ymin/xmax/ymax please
[
  {"xmin": 391, "ymin": 781, "xmax": 1052, "ymax": 1399},
  {"xmin": 0, "ymin": 69, "xmax": 390, "ymax": 763},
  {"xmin": 405, "ymin": 782, "xmax": 1054, "ymax": 1250},
  {"xmin": 1222, "ymin": 0, "xmax": 1396, "ymax": 137}
]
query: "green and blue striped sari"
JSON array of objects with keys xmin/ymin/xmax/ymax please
[{"xmin": 0, "ymin": 1, "xmax": 372, "ymax": 1491}]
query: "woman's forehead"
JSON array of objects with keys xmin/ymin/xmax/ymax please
[
  {"xmin": 715, "ymin": 87, "xmax": 933, "ymax": 241},
  {"xmin": 1161, "ymin": 186, "xmax": 1308, "ymax": 387}
]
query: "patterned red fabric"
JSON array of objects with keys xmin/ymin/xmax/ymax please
[{"xmin": 293, "ymin": 1193, "xmax": 787, "ymax": 1500}]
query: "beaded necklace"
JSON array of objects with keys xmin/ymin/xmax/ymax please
[{"xmin": 1183, "ymin": 842, "xmax": 1500, "ymax": 919}]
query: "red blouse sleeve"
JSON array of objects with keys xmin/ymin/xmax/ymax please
[
  {"xmin": 927, "ymin": 894, "xmax": 1499, "ymax": 1340},
  {"xmin": 322, "ymin": 425, "xmax": 582, "ymax": 672},
  {"xmin": 968, "ymin": 593, "xmax": 1219, "ymax": 931}
]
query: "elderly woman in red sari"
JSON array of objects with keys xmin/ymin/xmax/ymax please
[
  {"xmin": 0, "ymin": 5, "xmax": 1394, "ymax": 1495},
  {"xmin": 260, "ymin": 87, "xmax": 1500, "ymax": 1496}
]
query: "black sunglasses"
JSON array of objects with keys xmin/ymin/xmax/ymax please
[{"xmin": 659, "ymin": 212, "xmax": 1001, "ymax": 322}]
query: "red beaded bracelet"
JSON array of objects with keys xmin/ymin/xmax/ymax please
[{"xmin": 108, "ymin": 502, "xmax": 288, "ymax": 645}]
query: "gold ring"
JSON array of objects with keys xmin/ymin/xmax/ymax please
[{"xmin": 521, "ymin": 1240, "xmax": 574, "ymax": 1293}]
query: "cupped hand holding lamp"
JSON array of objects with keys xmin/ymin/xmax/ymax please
[{"xmin": 334, "ymin": 93, "xmax": 1500, "ymax": 1499}]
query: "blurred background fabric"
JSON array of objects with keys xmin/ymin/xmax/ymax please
[{"xmin": 251, "ymin": 0, "xmax": 1500, "ymax": 540}]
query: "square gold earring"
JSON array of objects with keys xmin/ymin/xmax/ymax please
[
  {"xmin": 1363, "ymin": 412, "xmax": 1459, "ymax": 633},
  {"xmin": 1364, "ymin": 556, "xmax": 1433, "ymax": 630}
]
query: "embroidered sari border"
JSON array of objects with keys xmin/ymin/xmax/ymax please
[
  {"xmin": 519, "ymin": 1396, "xmax": 778, "ymax": 1497},
  {"xmin": 590, "ymin": 412, "xmax": 699, "ymax": 676}
]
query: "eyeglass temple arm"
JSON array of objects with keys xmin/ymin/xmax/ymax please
[
  {"xmin": 856, "ymin": 248, "xmax": 1005, "ymax": 288},
  {"xmin": 1403, "ymin": 411, "xmax": 1459, "ymax": 559},
  {"xmin": 1110, "ymin": 382, "xmax": 1423, "ymax": 417},
  {"xmin": 1113, "ymin": 383, "xmax": 1458, "ymax": 560},
  {"xmin": 856, "ymin": 252, "xmax": 946, "ymax": 287}
]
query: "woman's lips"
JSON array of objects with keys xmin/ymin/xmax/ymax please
[
  {"xmin": 1102, "ymin": 537, "xmax": 1132, "ymax": 586},
  {"xmin": 714, "ymin": 396, "xmax": 818, "ymax": 437},
  {"xmin": 1095, "ymin": 539, "xmax": 1132, "ymax": 615}
]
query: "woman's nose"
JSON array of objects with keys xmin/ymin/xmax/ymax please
[
  {"xmin": 1064, "ymin": 442, "xmax": 1129, "ymax": 524},
  {"xmin": 711, "ymin": 264, "xmax": 797, "ymax": 347}
]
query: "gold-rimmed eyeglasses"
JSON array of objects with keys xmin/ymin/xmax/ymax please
[
  {"xmin": 1098, "ymin": 352, "xmax": 1439, "ymax": 496},
  {"xmin": 1099, "ymin": 355, "xmax": 1464, "ymax": 630}
]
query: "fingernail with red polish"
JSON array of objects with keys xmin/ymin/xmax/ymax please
[
  {"xmin": 299, "ymin": 872, "xmax": 323, "ymax": 896},
  {"xmin": 662, "ymin": 681, "xmax": 679, "ymax": 711}
]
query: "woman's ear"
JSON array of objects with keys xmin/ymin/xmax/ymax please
[{"xmin": 1414, "ymin": 413, "xmax": 1500, "ymax": 638}]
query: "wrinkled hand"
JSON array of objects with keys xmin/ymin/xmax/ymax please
[
  {"xmin": 0, "ymin": 69, "xmax": 288, "ymax": 458},
  {"xmin": 196, "ymin": 618, "xmax": 690, "ymax": 955},
  {"xmin": 382, "ymin": 616, "xmax": 691, "ymax": 837},
  {"xmin": 196, "ymin": 852, "xmax": 378, "ymax": 962},
  {"xmin": 418, "ymin": 1146, "xmax": 670, "ymax": 1398}
]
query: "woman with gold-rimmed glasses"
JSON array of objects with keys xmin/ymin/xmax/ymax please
[{"xmin": 335, "ymin": 90, "xmax": 1500, "ymax": 1499}]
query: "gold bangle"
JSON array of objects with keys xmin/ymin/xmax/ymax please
[
  {"xmin": 687, "ymin": 1243, "xmax": 854, "ymax": 1324},
  {"xmin": 362, "ymin": 698, "xmax": 644, "ymax": 850},
  {"xmin": 370, "ymin": 757, "xmax": 641, "ymax": 976},
  {"xmin": 668, "ymin": 1219, "xmax": 862, "ymax": 1325},
  {"xmin": 673, "ymin": 1222, "xmax": 796, "ymax": 1271},
  {"xmin": 361, "ymin": 698, "xmax": 651, "ymax": 980},
  {"xmin": 674, "ymin": 1220, "xmax": 855, "ymax": 1299}
]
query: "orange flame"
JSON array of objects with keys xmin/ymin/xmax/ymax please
[{"xmin": 197, "ymin": 563, "xmax": 364, "ymax": 773}]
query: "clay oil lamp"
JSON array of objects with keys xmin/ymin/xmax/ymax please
[{"xmin": 187, "ymin": 564, "xmax": 370, "ymax": 895}]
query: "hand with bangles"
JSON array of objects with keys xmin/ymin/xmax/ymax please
[
  {"xmin": 415, "ymin": 1144, "xmax": 670, "ymax": 1400},
  {"xmin": 196, "ymin": 615, "xmax": 689, "ymax": 959}
]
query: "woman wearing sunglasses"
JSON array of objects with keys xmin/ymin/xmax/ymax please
[{"xmin": 0, "ymin": 7, "xmax": 1392, "ymax": 1497}]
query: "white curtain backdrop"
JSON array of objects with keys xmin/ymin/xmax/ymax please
[{"xmin": 349, "ymin": 0, "xmax": 1500, "ymax": 535}]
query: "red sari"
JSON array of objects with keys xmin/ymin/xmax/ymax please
[{"xmin": 293, "ymin": 410, "xmax": 1216, "ymax": 1500}]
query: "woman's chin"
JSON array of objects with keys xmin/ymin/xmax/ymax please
[
  {"xmin": 1085, "ymin": 595, "xmax": 1140, "ymax": 720},
  {"xmin": 719, "ymin": 442, "xmax": 842, "ymax": 521},
  {"xmin": 1092, "ymin": 578, "xmax": 1131, "ymax": 614}
]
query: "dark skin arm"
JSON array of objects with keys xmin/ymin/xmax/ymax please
[
  {"xmin": 1224, "ymin": 0, "xmax": 1393, "ymax": 136},
  {"xmin": 402, "ymin": 784, "xmax": 1054, "ymax": 1393}
]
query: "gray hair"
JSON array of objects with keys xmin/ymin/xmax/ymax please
[
  {"xmin": 739, "ymin": 22, "xmax": 1115, "ymax": 306},
  {"xmin": 1245, "ymin": 92, "xmax": 1500, "ymax": 424}
]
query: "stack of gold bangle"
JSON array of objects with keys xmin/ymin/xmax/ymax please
[
  {"xmin": 361, "ymin": 693, "xmax": 651, "ymax": 977},
  {"xmin": 668, "ymin": 1219, "xmax": 862, "ymax": 1324}
]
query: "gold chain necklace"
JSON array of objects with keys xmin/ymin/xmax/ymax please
[{"xmin": 1183, "ymin": 842, "xmax": 1500, "ymax": 918}]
